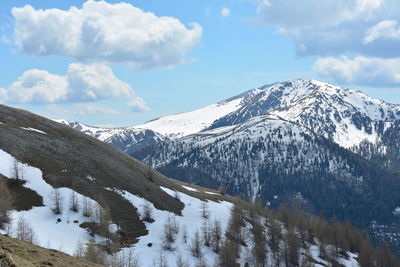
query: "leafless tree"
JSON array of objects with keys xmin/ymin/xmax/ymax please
[
  {"xmin": 82, "ymin": 197, "xmax": 92, "ymax": 218},
  {"xmin": 252, "ymin": 217, "xmax": 267, "ymax": 267},
  {"xmin": 10, "ymin": 158, "xmax": 24, "ymax": 180},
  {"xmin": 200, "ymin": 202, "xmax": 209, "ymax": 219},
  {"xmin": 161, "ymin": 214, "xmax": 179, "ymax": 251},
  {"xmin": 211, "ymin": 220, "xmax": 222, "ymax": 253},
  {"xmin": 190, "ymin": 230, "xmax": 202, "ymax": 258},
  {"xmin": 153, "ymin": 250, "xmax": 168, "ymax": 267},
  {"xmin": 51, "ymin": 188, "xmax": 63, "ymax": 215},
  {"xmin": 182, "ymin": 225, "xmax": 188, "ymax": 243},
  {"xmin": 201, "ymin": 218, "xmax": 211, "ymax": 247},
  {"xmin": 176, "ymin": 253, "xmax": 189, "ymax": 267},
  {"xmin": 142, "ymin": 202, "xmax": 154, "ymax": 222},
  {"xmin": 109, "ymin": 248, "xmax": 140, "ymax": 267},
  {"xmin": 75, "ymin": 240, "xmax": 85, "ymax": 258},
  {"xmin": 15, "ymin": 216, "xmax": 36, "ymax": 244},
  {"xmin": 69, "ymin": 191, "xmax": 79, "ymax": 212},
  {"xmin": 218, "ymin": 239, "xmax": 239, "ymax": 267},
  {"xmin": 84, "ymin": 238, "xmax": 106, "ymax": 265}
]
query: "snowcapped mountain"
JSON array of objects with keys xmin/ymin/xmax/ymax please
[
  {"xmin": 208, "ymin": 79, "xmax": 400, "ymax": 148},
  {"xmin": 136, "ymin": 95, "xmax": 244, "ymax": 138},
  {"xmin": 55, "ymin": 119, "xmax": 168, "ymax": 154},
  {"xmin": 60, "ymin": 78, "xmax": 400, "ymax": 150},
  {"xmin": 1, "ymin": 104, "xmax": 381, "ymax": 266}
]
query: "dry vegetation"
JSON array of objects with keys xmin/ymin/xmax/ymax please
[{"xmin": 0, "ymin": 234, "xmax": 101, "ymax": 267}]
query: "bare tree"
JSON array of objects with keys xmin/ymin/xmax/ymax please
[
  {"xmin": 201, "ymin": 218, "xmax": 211, "ymax": 247},
  {"xmin": 161, "ymin": 214, "xmax": 179, "ymax": 251},
  {"xmin": 51, "ymin": 188, "xmax": 63, "ymax": 215},
  {"xmin": 190, "ymin": 230, "xmax": 202, "ymax": 258},
  {"xmin": 82, "ymin": 197, "xmax": 92, "ymax": 218},
  {"xmin": 122, "ymin": 249, "xmax": 140, "ymax": 267},
  {"xmin": 69, "ymin": 191, "xmax": 79, "ymax": 212},
  {"xmin": 153, "ymin": 250, "xmax": 168, "ymax": 267},
  {"xmin": 84, "ymin": 238, "xmax": 106, "ymax": 265},
  {"xmin": 15, "ymin": 216, "xmax": 36, "ymax": 244},
  {"xmin": 285, "ymin": 228, "xmax": 300, "ymax": 266},
  {"xmin": 142, "ymin": 202, "xmax": 154, "ymax": 222},
  {"xmin": 252, "ymin": 217, "xmax": 267, "ymax": 267},
  {"xmin": 219, "ymin": 239, "xmax": 239, "ymax": 267},
  {"xmin": 268, "ymin": 217, "xmax": 281, "ymax": 256},
  {"xmin": 211, "ymin": 220, "xmax": 222, "ymax": 253},
  {"xmin": 109, "ymin": 248, "xmax": 140, "ymax": 267},
  {"xmin": 75, "ymin": 240, "xmax": 85, "ymax": 258},
  {"xmin": 225, "ymin": 203, "xmax": 244, "ymax": 245},
  {"xmin": 182, "ymin": 225, "xmax": 188, "ymax": 243},
  {"xmin": 95, "ymin": 203, "xmax": 113, "ymax": 248},
  {"xmin": 176, "ymin": 254, "xmax": 189, "ymax": 267},
  {"xmin": 10, "ymin": 158, "xmax": 24, "ymax": 181},
  {"xmin": 200, "ymin": 202, "xmax": 209, "ymax": 219}
]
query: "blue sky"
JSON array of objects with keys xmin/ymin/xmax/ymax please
[{"xmin": 1, "ymin": 0, "xmax": 400, "ymax": 126}]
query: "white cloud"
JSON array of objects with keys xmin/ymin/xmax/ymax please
[
  {"xmin": 0, "ymin": 69, "xmax": 69, "ymax": 103},
  {"xmin": 12, "ymin": 1, "xmax": 202, "ymax": 69},
  {"xmin": 48, "ymin": 103, "xmax": 119, "ymax": 117},
  {"xmin": 0, "ymin": 62, "xmax": 149, "ymax": 112},
  {"xmin": 314, "ymin": 56, "xmax": 400, "ymax": 86},
  {"xmin": 255, "ymin": 0, "xmax": 400, "ymax": 57},
  {"xmin": 221, "ymin": 7, "xmax": 231, "ymax": 17},
  {"xmin": 363, "ymin": 20, "xmax": 400, "ymax": 44}
]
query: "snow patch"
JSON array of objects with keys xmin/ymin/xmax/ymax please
[
  {"xmin": 181, "ymin": 185, "xmax": 198, "ymax": 192},
  {"xmin": 20, "ymin": 127, "xmax": 47, "ymax": 135}
]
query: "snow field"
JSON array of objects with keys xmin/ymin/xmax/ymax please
[
  {"xmin": 0, "ymin": 149, "xmax": 102, "ymax": 255},
  {"xmin": 106, "ymin": 186, "xmax": 233, "ymax": 266}
]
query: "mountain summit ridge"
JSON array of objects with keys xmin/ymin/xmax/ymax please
[{"xmin": 59, "ymin": 78, "xmax": 400, "ymax": 149}]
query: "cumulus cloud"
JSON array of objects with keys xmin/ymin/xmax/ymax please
[
  {"xmin": 0, "ymin": 62, "xmax": 149, "ymax": 112},
  {"xmin": 12, "ymin": 0, "xmax": 202, "ymax": 69},
  {"xmin": 256, "ymin": 0, "xmax": 400, "ymax": 57},
  {"xmin": 314, "ymin": 56, "xmax": 400, "ymax": 86},
  {"xmin": 221, "ymin": 7, "xmax": 231, "ymax": 17}
]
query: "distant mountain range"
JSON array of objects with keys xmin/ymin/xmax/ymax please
[{"xmin": 58, "ymin": 79, "xmax": 400, "ymax": 250}]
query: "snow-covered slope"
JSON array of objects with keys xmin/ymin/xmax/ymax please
[
  {"xmin": 0, "ymin": 147, "xmax": 362, "ymax": 266},
  {"xmin": 0, "ymin": 149, "xmax": 103, "ymax": 255},
  {"xmin": 137, "ymin": 115, "xmax": 364, "ymax": 199},
  {"xmin": 134, "ymin": 113, "xmax": 400, "ymax": 236},
  {"xmin": 136, "ymin": 96, "xmax": 244, "ymax": 138}
]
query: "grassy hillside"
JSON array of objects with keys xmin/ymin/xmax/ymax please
[{"xmin": 0, "ymin": 234, "xmax": 100, "ymax": 267}]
